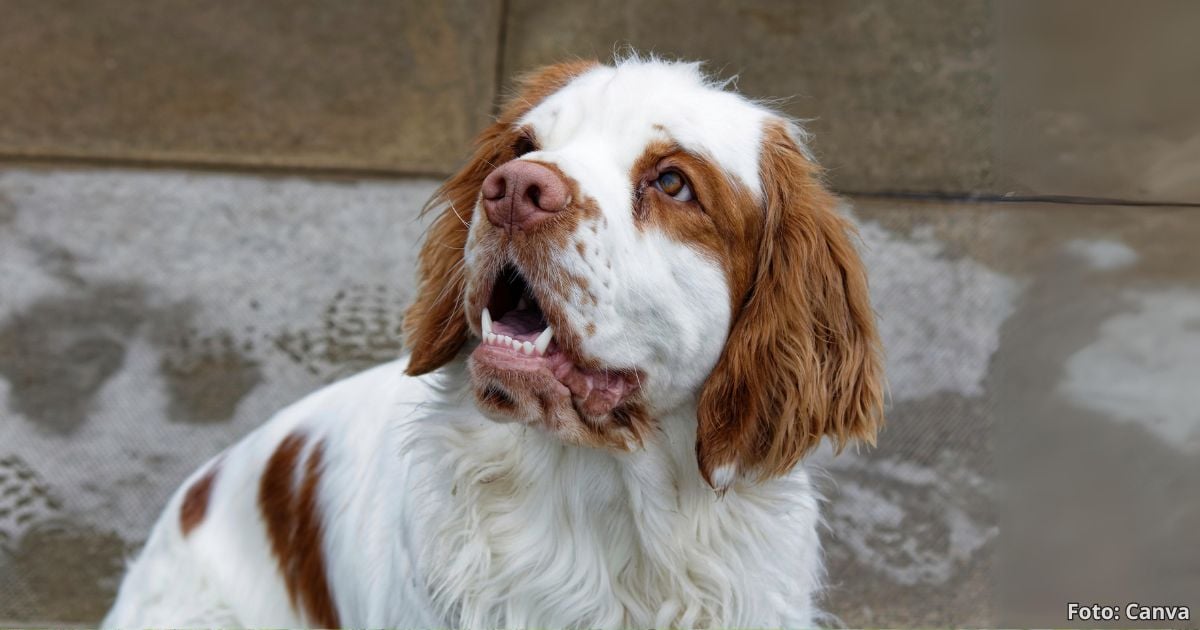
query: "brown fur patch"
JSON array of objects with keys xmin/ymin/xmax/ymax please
[
  {"xmin": 502, "ymin": 59, "xmax": 600, "ymax": 113},
  {"xmin": 631, "ymin": 140, "xmax": 763, "ymax": 311},
  {"xmin": 259, "ymin": 433, "xmax": 340, "ymax": 628},
  {"xmin": 609, "ymin": 401, "xmax": 653, "ymax": 443},
  {"xmin": 179, "ymin": 460, "xmax": 220, "ymax": 536},
  {"xmin": 404, "ymin": 60, "xmax": 599, "ymax": 377},
  {"xmin": 695, "ymin": 120, "xmax": 884, "ymax": 486}
]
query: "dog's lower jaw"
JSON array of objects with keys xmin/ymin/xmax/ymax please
[{"xmin": 467, "ymin": 352, "xmax": 651, "ymax": 451}]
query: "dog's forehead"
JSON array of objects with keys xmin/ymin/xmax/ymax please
[{"xmin": 517, "ymin": 61, "xmax": 770, "ymax": 193}]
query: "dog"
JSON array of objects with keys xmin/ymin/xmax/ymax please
[{"xmin": 103, "ymin": 57, "xmax": 883, "ymax": 628}]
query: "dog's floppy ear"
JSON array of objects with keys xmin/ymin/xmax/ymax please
[
  {"xmin": 402, "ymin": 127, "xmax": 497, "ymax": 376},
  {"xmin": 404, "ymin": 60, "xmax": 599, "ymax": 376},
  {"xmin": 696, "ymin": 120, "xmax": 884, "ymax": 489}
]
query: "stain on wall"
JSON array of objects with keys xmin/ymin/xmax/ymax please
[
  {"xmin": 272, "ymin": 284, "xmax": 408, "ymax": 382},
  {"xmin": 0, "ymin": 518, "xmax": 130, "ymax": 623},
  {"xmin": 0, "ymin": 455, "xmax": 63, "ymax": 547},
  {"xmin": 0, "ymin": 284, "xmax": 147, "ymax": 434},
  {"xmin": 819, "ymin": 391, "xmax": 997, "ymax": 627},
  {"xmin": 0, "ymin": 190, "xmax": 16, "ymax": 225},
  {"xmin": 158, "ymin": 331, "xmax": 262, "ymax": 425},
  {"xmin": 27, "ymin": 238, "xmax": 87, "ymax": 287},
  {"xmin": 0, "ymin": 455, "xmax": 125, "ymax": 623}
]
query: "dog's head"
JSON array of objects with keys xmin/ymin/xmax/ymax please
[{"xmin": 404, "ymin": 58, "xmax": 883, "ymax": 488}]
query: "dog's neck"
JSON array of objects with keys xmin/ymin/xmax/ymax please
[{"xmin": 401, "ymin": 361, "xmax": 820, "ymax": 628}]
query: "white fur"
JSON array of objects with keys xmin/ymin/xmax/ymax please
[
  {"xmin": 105, "ymin": 58, "xmax": 831, "ymax": 629},
  {"xmin": 104, "ymin": 359, "xmax": 825, "ymax": 628}
]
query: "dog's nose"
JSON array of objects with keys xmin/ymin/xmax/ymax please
[{"xmin": 481, "ymin": 161, "xmax": 569, "ymax": 232}]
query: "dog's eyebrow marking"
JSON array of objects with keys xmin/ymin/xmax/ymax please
[
  {"xmin": 180, "ymin": 459, "xmax": 221, "ymax": 536},
  {"xmin": 259, "ymin": 431, "xmax": 340, "ymax": 628}
]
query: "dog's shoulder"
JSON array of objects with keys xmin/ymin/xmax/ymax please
[{"xmin": 104, "ymin": 356, "xmax": 440, "ymax": 627}]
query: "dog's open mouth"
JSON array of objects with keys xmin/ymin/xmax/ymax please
[{"xmin": 470, "ymin": 264, "xmax": 639, "ymax": 418}]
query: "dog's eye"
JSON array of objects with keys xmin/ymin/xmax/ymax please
[
  {"xmin": 513, "ymin": 134, "xmax": 537, "ymax": 158},
  {"xmin": 654, "ymin": 170, "xmax": 693, "ymax": 202}
]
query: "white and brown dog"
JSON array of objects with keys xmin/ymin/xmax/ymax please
[{"xmin": 103, "ymin": 57, "xmax": 884, "ymax": 628}]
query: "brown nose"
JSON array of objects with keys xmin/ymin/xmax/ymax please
[{"xmin": 481, "ymin": 161, "xmax": 569, "ymax": 232}]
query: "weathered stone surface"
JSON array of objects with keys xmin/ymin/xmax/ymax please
[
  {"xmin": 501, "ymin": 0, "xmax": 996, "ymax": 195},
  {"xmin": 503, "ymin": 1, "xmax": 1200, "ymax": 203},
  {"xmin": 5, "ymin": 2, "xmax": 1197, "ymax": 202},
  {"xmin": 0, "ymin": 166, "xmax": 436, "ymax": 622},
  {"xmin": 986, "ymin": 203, "xmax": 1200, "ymax": 627},
  {"xmin": 0, "ymin": 0, "xmax": 500, "ymax": 173},
  {"xmin": 828, "ymin": 199, "xmax": 1200, "ymax": 627},
  {"xmin": 997, "ymin": 1, "xmax": 1200, "ymax": 203}
]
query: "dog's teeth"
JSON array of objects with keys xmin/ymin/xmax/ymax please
[
  {"xmin": 485, "ymin": 332, "xmax": 496, "ymax": 344},
  {"xmin": 533, "ymin": 327, "xmax": 553, "ymax": 355},
  {"xmin": 522, "ymin": 341, "xmax": 534, "ymax": 355},
  {"xmin": 481, "ymin": 308, "xmax": 493, "ymax": 336}
]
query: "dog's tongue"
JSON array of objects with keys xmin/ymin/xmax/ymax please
[{"xmin": 494, "ymin": 307, "xmax": 544, "ymax": 338}]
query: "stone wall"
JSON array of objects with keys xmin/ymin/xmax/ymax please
[{"xmin": 2, "ymin": 1, "xmax": 1198, "ymax": 202}]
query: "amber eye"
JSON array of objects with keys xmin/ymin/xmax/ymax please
[
  {"xmin": 513, "ymin": 134, "xmax": 536, "ymax": 157},
  {"xmin": 654, "ymin": 170, "xmax": 694, "ymax": 202}
]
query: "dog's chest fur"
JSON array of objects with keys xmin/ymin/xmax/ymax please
[{"xmin": 388, "ymin": 403, "xmax": 823, "ymax": 629}]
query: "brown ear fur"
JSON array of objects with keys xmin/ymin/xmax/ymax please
[
  {"xmin": 403, "ymin": 60, "xmax": 598, "ymax": 376},
  {"xmin": 696, "ymin": 120, "xmax": 884, "ymax": 486}
]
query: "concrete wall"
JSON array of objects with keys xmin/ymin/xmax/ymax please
[{"xmin": 2, "ymin": 1, "xmax": 1199, "ymax": 202}]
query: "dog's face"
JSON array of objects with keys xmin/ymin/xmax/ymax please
[{"xmin": 405, "ymin": 59, "xmax": 883, "ymax": 487}]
